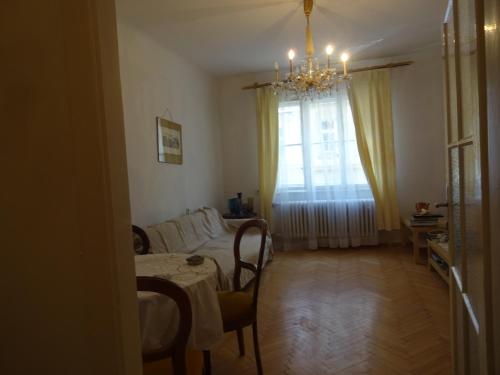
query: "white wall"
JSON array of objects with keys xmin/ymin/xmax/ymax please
[
  {"xmin": 217, "ymin": 72, "xmax": 273, "ymax": 212},
  {"xmin": 391, "ymin": 46, "xmax": 447, "ymax": 218},
  {"xmin": 217, "ymin": 46, "xmax": 447, "ymax": 220},
  {"xmin": 117, "ymin": 21, "xmax": 224, "ymax": 227}
]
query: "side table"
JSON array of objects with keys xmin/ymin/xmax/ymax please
[
  {"xmin": 401, "ymin": 218, "xmax": 439, "ymax": 264},
  {"xmin": 222, "ymin": 212, "xmax": 258, "ymax": 219}
]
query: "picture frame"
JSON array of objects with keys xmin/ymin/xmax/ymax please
[{"xmin": 157, "ymin": 117, "xmax": 183, "ymax": 164}]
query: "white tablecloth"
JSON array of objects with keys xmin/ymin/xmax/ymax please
[{"xmin": 135, "ymin": 253, "xmax": 224, "ymax": 352}]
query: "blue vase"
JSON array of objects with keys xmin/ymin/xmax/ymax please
[{"xmin": 228, "ymin": 198, "xmax": 241, "ymax": 215}]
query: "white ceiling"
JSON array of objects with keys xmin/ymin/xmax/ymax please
[{"xmin": 117, "ymin": 0, "xmax": 447, "ymax": 76}]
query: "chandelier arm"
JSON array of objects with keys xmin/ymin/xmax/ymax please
[{"xmin": 248, "ymin": 61, "xmax": 415, "ymax": 90}]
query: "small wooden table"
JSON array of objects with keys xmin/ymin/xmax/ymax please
[{"xmin": 401, "ymin": 218, "xmax": 439, "ymax": 264}]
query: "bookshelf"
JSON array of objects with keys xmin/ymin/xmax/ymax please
[{"xmin": 427, "ymin": 240, "xmax": 450, "ymax": 285}]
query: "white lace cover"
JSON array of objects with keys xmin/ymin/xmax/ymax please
[{"xmin": 135, "ymin": 253, "xmax": 224, "ymax": 352}]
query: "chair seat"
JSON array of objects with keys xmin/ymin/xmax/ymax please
[{"xmin": 217, "ymin": 291, "xmax": 254, "ymax": 329}]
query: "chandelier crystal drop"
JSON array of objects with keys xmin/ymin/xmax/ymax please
[{"xmin": 272, "ymin": 0, "xmax": 351, "ymax": 100}]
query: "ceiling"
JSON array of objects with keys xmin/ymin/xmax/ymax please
[{"xmin": 117, "ymin": 0, "xmax": 447, "ymax": 76}]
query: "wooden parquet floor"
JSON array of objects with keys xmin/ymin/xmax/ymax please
[{"xmin": 211, "ymin": 246, "xmax": 451, "ymax": 375}]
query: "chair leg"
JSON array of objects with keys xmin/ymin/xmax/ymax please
[
  {"xmin": 203, "ymin": 350, "xmax": 211, "ymax": 375},
  {"xmin": 236, "ymin": 328, "xmax": 245, "ymax": 357},
  {"xmin": 252, "ymin": 322, "xmax": 263, "ymax": 375},
  {"xmin": 172, "ymin": 349, "xmax": 188, "ymax": 375}
]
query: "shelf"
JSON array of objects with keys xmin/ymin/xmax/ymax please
[
  {"xmin": 428, "ymin": 241, "xmax": 450, "ymax": 263},
  {"xmin": 429, "ymin": 257, "xmax": 450, "ymax": 285},
  {"xmin": 427, "ymin": 239, "xmax": 450, "ymax": 285}
]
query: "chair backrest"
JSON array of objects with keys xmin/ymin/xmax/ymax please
[
  {"xmin": 232, "ymin": 219, "xmax": 268, "ymax": 310},
  {"xmin": 133, "ymin": 225, "xmax": 150, "ymax": 255},
  {"xmin": 137, "ymin": 276, "xmax": 192, "ymax": 375}
]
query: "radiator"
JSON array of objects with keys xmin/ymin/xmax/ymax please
[{"xmin": 277, "ymin": 200, "xmax": 377, "ymax": 247}]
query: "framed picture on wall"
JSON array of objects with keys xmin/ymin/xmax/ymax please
[{"xmin": 157, "ymin": 117, "xmax": 183, "ymax": 164}]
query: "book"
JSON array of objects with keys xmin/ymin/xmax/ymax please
[
  {"xmin": 412, "ymin": 213, "xmax": 444, "ymax": 219},
  {"xmin": 410, "ymin": 220, "xmax": 438, "ymax": 226}
]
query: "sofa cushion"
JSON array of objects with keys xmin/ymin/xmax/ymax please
[
  {"xmin": 194, "ymin": 230, "xmax": 272, "ymax": 290},
  {"xmin": 190, "ymin": 211, "xmax": 211, "ymax": 243},
  {"xmin": 145, "ymin": 227, "xmax": 168, "ymax": 254},
  {"xmin": 200, "ymin": 207, "xmax": 228, "ymax": 238},
  {"xmin": 175, "ymin": 214, "xmax": 208, "ymax": 252},
  {"xmin": 153, "ymin": 221, "xmax": 188, "ymax": 253}
]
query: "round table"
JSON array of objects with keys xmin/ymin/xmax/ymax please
[{"xmin": 135, "ymin": 253, "xmax": 224, "ymax": 352}]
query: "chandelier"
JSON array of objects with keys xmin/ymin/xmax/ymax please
[{"xmin": 272, "ymin": 0, "xmax": 351, "ymax": 99}]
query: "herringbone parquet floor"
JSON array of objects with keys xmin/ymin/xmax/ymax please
[{"xmin": 211, "ymin": 246, "xmax": 451, "ymax": 375}]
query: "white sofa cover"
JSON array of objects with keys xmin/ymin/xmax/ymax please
[{"xmin": 144, "ymin": 207, "xmax": 272, "ymax": 290}]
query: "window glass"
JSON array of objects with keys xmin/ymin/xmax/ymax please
[{"xmin": 275, "ymin": 95, "xmax": 371, "ymax": 201}]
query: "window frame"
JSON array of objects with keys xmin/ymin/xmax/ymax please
[{"xmin": 276, "ymin": 97, "xmax": 371, "ymax": 198}]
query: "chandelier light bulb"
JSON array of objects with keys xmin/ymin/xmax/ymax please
[
  {"xmin": 274, "ymin": 61, "xmax": 280, "ymax": 81},
  {"xmin": 340, "ymin": 52, "xmax": 350, "ymax": 76},
  {"xmin": 325, "ymin": 45, "xmax": 334, "ymax": 55},
  {"xmin": 288, "ymin": 49, "xmax": 296, "ymax": 60}
]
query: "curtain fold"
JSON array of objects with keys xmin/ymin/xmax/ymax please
[
  {"xmin": 348, "ymin": 69, "xmax": 401, "ymax": 231},
  {"xmin": 256, "ymin": 87, "xmax": 279, "ymax": 227}
]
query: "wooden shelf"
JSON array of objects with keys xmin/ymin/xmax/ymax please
[
  {"xmin": 429, "ymin": 257, "xmax": 450, "ymax": 285},
  {"xmin": 429, "ymin": 240, "xmax": 450, "ymax": 263},
  {"xmin": 427, "ymin": 239, "xmax": 450, "ymax": 285}
]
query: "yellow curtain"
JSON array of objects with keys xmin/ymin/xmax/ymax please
[
  {"xmin": 256, "ymin": 87, "xmax": 279, "ymax": 227},
  {"xmin": 348, "ymin": 69, "xmax": 400, "ymax": 230}
]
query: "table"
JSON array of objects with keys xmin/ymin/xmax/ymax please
[
  {"xmin": 401, "ymin": 218, "xmax": 439, "ymax": 264},
  {"xmin": 135, "ymin": 253, "xmax": 224, "ymax": 352},
  {"xmin": 222, "ymin": 212, "xmax": 257, "ymax": 219}
]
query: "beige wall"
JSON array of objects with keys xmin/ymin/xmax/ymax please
[
  {"xmin": 116, "ymin": 21, "xmax": 224, "ymax": 227},
  {"xmin": 217, "ymin": 46, "xmax": 447, "ymax": 220}
]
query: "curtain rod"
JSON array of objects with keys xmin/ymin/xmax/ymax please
[{"xmin": 241, "ymin": 60, "xmax": 414, "ymax": 90}]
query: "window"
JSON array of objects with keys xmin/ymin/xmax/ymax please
[{"xmin": 275, "ymin": 93, "xmax": 372, "ymax": 202}]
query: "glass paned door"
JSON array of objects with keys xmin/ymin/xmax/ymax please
[{"xmin": 443, "ymin": 0, "xmax": 493, "ymax": 373}]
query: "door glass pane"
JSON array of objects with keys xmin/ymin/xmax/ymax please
[
  {"xmin": 446, "ymin": 8, "xmax": 459, "ymax": 143},
  {"xmin": 450, "ymin": 147, "xmax": 462, "ymax": 280},
  {"xmin": 463, "ymin": 144, "xmax": 484, "ymax": 315},
  {"xmin": 453, "ymin": 285, "xmax": 466, "ymax": 375},
  {"xmin": 458, "ymin": 0, "xmax": 479, "ymax": 139}
]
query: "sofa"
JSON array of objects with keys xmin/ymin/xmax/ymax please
[{"xmin": 141, "ymin": 207, "xmax": 273, "ymax": 291}]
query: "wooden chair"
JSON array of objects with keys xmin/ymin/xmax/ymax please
[
  {"xmin": 137, "ymin": 276, "xmax": 192, "ymax": 375},
  {"xmin": 133, "ymin": 225, "xmax": 150, "ymax": 255},
  {"xmin": 204, "ymin": 219, "xmax": 268, "ymax": 375}
]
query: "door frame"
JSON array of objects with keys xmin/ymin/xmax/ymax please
[{"xmin": 443, "ymin": 0, "xmax": 495, "ymax": 373}]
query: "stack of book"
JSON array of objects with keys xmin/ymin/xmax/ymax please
[{"xmin": 410, "ymin": 212, "xmax": 443, "ymax": 226}]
